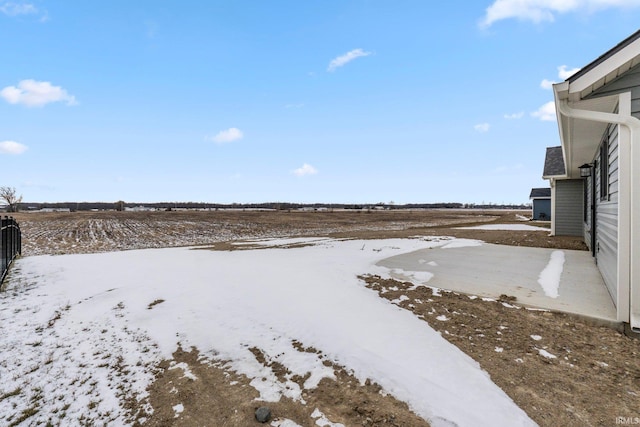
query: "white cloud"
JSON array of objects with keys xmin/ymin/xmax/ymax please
[
  {"xmin": 0, "ymin": 140, "xmax": 28, "ymax": 154},
  {"xmin": 540, "ymin": 65, "xmax": 581, "ymax": 90},
  {"xmin": 0, "ymin": 2, "xmax": 37, "ymax": 16},
  {"xmin": 557, "ymin": 65, "xmax": 581, "ymax": 79},
  {"xmin": 531, "ymin": 101, "xmax": 557, "ymax": 121},
  {"xmin": 209, "ymin": 127, "xmax": 244, "ymax": 144},
  {"xmin": 292, "ymin": 163, "xmax": 318, "ymax": 177},
  {"xmin": 327, "ymin": 49, "xmax": 372, "ymax": 72},
  {"xmin": 474, "ymin": 123, "xmax": 491, "ymax": 132},
  {"xmin": 504, "ymin": 111, "xmax": 524, "ymax": 119},
  {"xmin": 540, "ymin": 79, "xmax": 555, "ymax": 89},
  {"xmin": 1, "ymin": 80, "xmax": 77, "ymax": 107},
  {"xmin": 0, "ymin": 2, "xmax": 48, "ymax": 21},
  {"xmin": 479, "ymin": 0, "xmax": 640, "ymax": 28}
]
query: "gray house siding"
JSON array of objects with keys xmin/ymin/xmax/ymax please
[
  {"xmin": 594, "ymin": 124, "xmax": 620, "ymax": 301},
  {"xmin": 589, "ymin": 62, "xmax": 640, "ymax": 119},
  {"xmin": 555, "ymin": 179, "xmax": 584, "ymax": 236},
  {"xmin": 555, "ymin": 29, "xmax": 640, "ymax": 328}
]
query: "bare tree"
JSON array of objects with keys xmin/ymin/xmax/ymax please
[{"xmin": 0, "ymin": 186, "xmax": 23, "ymax": 212}]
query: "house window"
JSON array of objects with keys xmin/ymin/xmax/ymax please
[{"xmin": 600, "ymin": 133, "xmax": 609, "ymax": 201}]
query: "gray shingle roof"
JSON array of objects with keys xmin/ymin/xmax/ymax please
[
  {"xmin": 529, "ymin": 188, "xmax": 551, "ymax": 199},
  {"xmin": 543, "ymin": 146, "xmax": 565, "ymax": 177}
]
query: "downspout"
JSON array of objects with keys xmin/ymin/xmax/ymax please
[{"xmin": 556, "ymin": 98, "xmax": 640, "ymax": 332}]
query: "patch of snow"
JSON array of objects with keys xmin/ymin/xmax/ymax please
[
  {"xmin": 436, "ymin": 315, "xmax": 450, "ymax": 322},
  {"xmin": 172, "ymin": 403, "xmax": 184, "ymax": 418},
  {"xmin": 235, "ymin": 237, "xmax": 333, "ymax": 247},
  {"xmin": 1, "ymin": 237, "xmax": 535, "ymax": 427},
  {"xmin": 501, "ymin": 302, "xmax": 520, "ymax": 309},
  {"xmin": 456, "ymin": 224, "xmax": 549, "ymax": 231},
  {"xmin": 596, "ymin": 361, "xmax": 609, "ymax": 368},
  {"xmin": 537, "ymin": 349, "xmax": 557, "ymax": 359},
  {"xmin": 530, "ymin": 335, "xmax": 542, "ymax": 341},
  {"xmin": 495, "ymin": 347, "xmax": 504, "ymax": 353},
  {"xmin": 537, "ymin": 250, "xmax": 565, "ymax": 298},
  {"xmin": 272, "ymin": 419, "xmax": 303, "ymax": 427},
  {"xmin": 386, "ymin": 268, "xmax": 434, "ymax": 287},
  {"xmin": 391, "ymin": 295, "xmax": 410, "ymax": 304},
  {"xmin": 515, "ymin": 215, "xmax": 530, "ymax": 222},
  {"xmin": 409, "ymin": 271, "xmax": 434, "ymax": 283},
  {"xmin": 311, "ymin": 408, "xmax": 345, "ymax": 427},
  {"xmin": 168, "ymin": 361, "xmax": 198, "ymax": 381}
]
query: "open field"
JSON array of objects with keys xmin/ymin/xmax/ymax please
[
  {"xmin": 3, "ymin": 209, "xmax": 638, "ymax": 426},
  {"xmin": 12, "ymin": 209, "xmax": 586, "ymax": 256}
]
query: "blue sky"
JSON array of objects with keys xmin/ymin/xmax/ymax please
[{"xmin": 2, "ymin": 1, "xmax": 640, "ymax": 204}]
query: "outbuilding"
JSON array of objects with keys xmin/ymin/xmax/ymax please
[{"xmin": 529, "ymin": 188, "xmax": 551, "ymax": 221}]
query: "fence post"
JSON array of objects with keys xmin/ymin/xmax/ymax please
[
  {"xmin": 17, "ymin": 218, "xmax": 21, "ymax": 255},
  {"xmin": 1, "ymin": 217, "xmax": 7, "ymax": 283},
  {"xmin": 9, "ymin": 217, "xmax": 13, "ymax": 266},
  {"xmin": 1, "ymin": 215, "xmax": 22, "ymax": 287}
]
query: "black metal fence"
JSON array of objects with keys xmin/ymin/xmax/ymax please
[{"xmin": 1, "ymin": 216, "xmax": 21, "ymax": 286}]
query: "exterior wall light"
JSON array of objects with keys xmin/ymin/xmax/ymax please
[{"xmin": 579, "ymin": 163, "xmax": 593, "ymax": 178}]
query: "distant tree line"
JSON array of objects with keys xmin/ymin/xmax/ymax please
[{"xmin": 8, "ymin": 201, "xmax": 531, "ymax": 212}]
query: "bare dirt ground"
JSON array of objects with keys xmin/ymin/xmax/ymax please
[
  {"xmin": 12, "ymin": 209, "xmax": 585, "ymax": 256},
  {"xmin": 9, "ymin": 209, "xmax": 640, "ymax": 426}
]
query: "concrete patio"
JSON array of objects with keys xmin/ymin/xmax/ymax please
[{"xmin": 377, "ymin": 242, "xmax": 617, "ymax": 325}]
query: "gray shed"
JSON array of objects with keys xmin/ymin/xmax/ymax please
[{"xmin": 529, "ymin": 188, "xmax": 551, "ymax": 220}]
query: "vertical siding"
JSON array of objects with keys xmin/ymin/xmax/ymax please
[
  {"xmin": 555, "ymin": 180, "xmax": 584, "ymax": 236},
  {"xmin": 595, "ymin": 124, "xmax": 619, "ymax": 301}
]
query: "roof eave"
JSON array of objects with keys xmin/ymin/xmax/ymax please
[
  {"xmin": 568, "ymin": 35, "xmax": 640, "ymax": 100},
  {"xmin": 542, "ymin": 174, "xmax": 567, "ymax": 180}
]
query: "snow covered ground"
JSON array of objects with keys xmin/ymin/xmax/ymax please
[
  {"xmin": 0, "ymin": 237, "xmax": 536, "ymax": 426},
  {"xmin": 456, "ymin": 224, "xmax": 550, "ymax": 231}
]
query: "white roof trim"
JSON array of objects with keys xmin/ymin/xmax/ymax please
[{"xmin": 569, "ymin": 37, "xmax": 640, "ymax": 97}]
